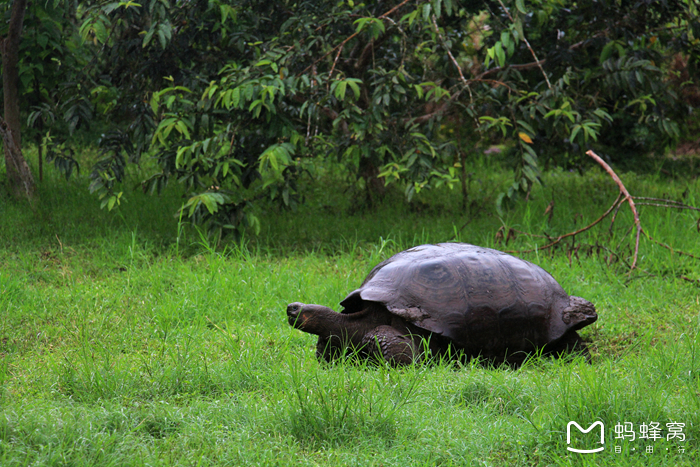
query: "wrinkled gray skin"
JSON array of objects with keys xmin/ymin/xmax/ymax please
[{"xmin": 287, "ymin": 243, "xmax": 598, "ymax": 365}]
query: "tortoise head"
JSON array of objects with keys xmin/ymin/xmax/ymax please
[{"xmin": 286, "ymin": 302, "xmax": 339, "ymax": 336}]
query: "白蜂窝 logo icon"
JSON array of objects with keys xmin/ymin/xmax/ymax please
[{"xmin": 567, "ymin": 421, "xmax": 605, "ymax": 453}]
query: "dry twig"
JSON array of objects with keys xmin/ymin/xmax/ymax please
[
  {"xmin": 504, "ymin": 193, "xmax": 623, "ymax": 255},
  {"xmin": 585, "ymin": 150, "xmax": 643, "ymax": 271},
  {"xmin": 502, "ymin": 150, "xmax": 699, "ymax": 275},
  {"xmin": 302, "ymin": 0, "xmax": 411, "ymax": 74},
  {"xmin": 633, "ymin": 197, "xmax": 700, "ymax": 212},
  {"xmin": 431, "ymin": 15, "xmax": 470, "ymax": 91},
  {"xmin": 646, "ymin": 235, "xmax": 700, "ymax": 261},
  {"xmin": 495, "ymin": 0, "xmax": 552, "ymax": 89}
]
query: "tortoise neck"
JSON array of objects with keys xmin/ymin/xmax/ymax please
[{"xmin": 313, "ymin": 304, "xmax": 388, "ymax": 340}]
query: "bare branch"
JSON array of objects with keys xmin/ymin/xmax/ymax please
[
  {"xmin": 328, "ymin": 44, "xmax": 344, "ymax": 85},
  {"xmin": 303, "ymin": 0, "xmax": 411, "ymax": 74},
  {"xmin": 632, "ymin": 197, "xmax": 700, "ymax": 212},
  {"xmin": 646, "ymin": 235, "xmax": 700, "ymax": 261},
  {"xmin": 431, "ymin": 15, "xmax": 471, "ymax": 91},
  {"xmin": 635, "ymin": 203, "xmax": 700, "ymax": 211},
  {"xmin": 475, "ymin": 60, "xmax": 545, "ymax": 80},
  {"xmin": 504, "ymin": 193, "xmax": 623, "ymax": 255},
  {"xmin": 495, "ymin": 0, "xmax": 551, "ymax": 89},
  {"xmin": 586, "ymin": 150, "xmax": 642, "ymax": 271},
  {"xmin": 499, "ymin": 151, "xmax": 697, "ymax": 274}
]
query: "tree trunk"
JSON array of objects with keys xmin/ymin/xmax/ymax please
[
  {"xmin": 1, "ymin": 0, "xmax": 34, "ymax": 200},
  {"xmin": 359, "ymin": 156, "xmax": 386, "ymax": 208},
  {"xmin": 460, "ymin": 150, "xmax": 469, "ymax": 211}
]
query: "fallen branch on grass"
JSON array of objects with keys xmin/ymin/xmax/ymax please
[
  {"xmin": 647, "ymin": 235, "xmax": 700, "ymax": 261},
  {"xmin": 503, "ymin": 192, "xmax": 623, "ymax": 256},
  {"xmin": 585, "ymin": 150, "xmax": 643, "ymax": 270},
  {"xmin": 501, "ymin": 150, "xmax": 699, "ymax": 275},
  {"xmin": 633, "ymin": 197, "xmax": 700, "ymax": 212}
]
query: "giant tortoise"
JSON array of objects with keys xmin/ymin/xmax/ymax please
[{"xmin": 286, "ymin": 243, "xmax": 597, "ymax": 365}]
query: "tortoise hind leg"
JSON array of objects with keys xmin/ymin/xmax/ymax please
[
  {"xmin": 545, "ymin": 331, "xmax": 591, "ymax": 362},
  {"xmin": 361, "ymin": 326, "xmax": 417, "ymax": 365}
]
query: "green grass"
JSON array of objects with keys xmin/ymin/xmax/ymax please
[{"xmin": 1, "ymin": 149, "xmax": 699, "ymax": 465}]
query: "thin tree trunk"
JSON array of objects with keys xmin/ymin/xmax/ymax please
[
  {"xmin": 1, "ymin": 0, "xmax": 34, "ymax": 199},
  {"xmin": 460, "ymin": 150, "xmax": 468, "ymax": 211},
  {"xmin": 37, "ymin": 132, "xmax": 43, "ymax": 182},
  {"xmin": 359, "ymin": 156, "xmax": 386, "ymax": 207}
]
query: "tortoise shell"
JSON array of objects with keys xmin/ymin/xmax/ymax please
[{"xmin": 339, "ymin": 243, "xmax": 596, "ymax": 359}]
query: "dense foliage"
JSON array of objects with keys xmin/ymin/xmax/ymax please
[{"xmin": 2, "ymin": 0, "xmax": 699, "ymax": 235}]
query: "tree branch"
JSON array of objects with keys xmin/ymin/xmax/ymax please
[
  {"xmin": 504, "ymin": 192, "xmax": 623, "ymax": 255},
  {"xmin": 586, "ymin": 150, "xmax": 642, "ymax": 271},
  {"xmin": 647, "ymin": 235, "xmax": 700, "ymax": 261},
  {"xmin": 476, "ymin": 60, "xmax": 546, "ymax": 80},
  {"xmin": 501, "ymin": 151, "xmax": 698, "ymax": 274},
  {"xmin": 303, "ymin": 0, "xmax": 411, "ymax": 75},
  {"xmin": 431, "ymin": 15, "xmax": 470, "ymax": 91},
  {"xmin": 495, "ymin": 0, "xmax": 551, "ymax": 89}
]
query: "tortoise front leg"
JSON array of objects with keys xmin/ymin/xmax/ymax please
[
  {"xmin": 361, "ymin": 326, "xmax": 417, "ymax": 365},
  {"xmin": 315, "ymin": 335, "xmax": 345, "ymax": 362}
]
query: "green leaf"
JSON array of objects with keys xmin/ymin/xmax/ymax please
[
  {"xmin": 347, "ymin": 79, "xmax": 362, "ymax": 100},
  {"xmin": 522, "ymin": 165, "xmax": 540, "ymax": 184},
  {"xmin": 143, "ymin": 24, "xmax": 156, "ymax": 47},
  {"xmin": 175, "ymin": 120, "xmax": 191, "ymax": 139},
  {"xmin": 334, "ymin": 81, "xmax": 347, "ymax": 101},
  {"xmin": 157, "ymin": 27, "xmax": 167, "ymax": 49},
  {"xmin": 522, "ymin": 143, "xmax": 537, "ymax": 159},
  {"xmin": 282, "ymin": 187, "xmax": 290, "ymax": 206},
  {"xmin": 583, "ymin": 122, "xmax": 600, "ymax": 141},
  {"xmin": 247, "ymin": 212, "xmax": 261, "ymax": 235},
  {"xmin": 600, "ymin": 41, "xmax": 616, "ymax": 63},
  {"xmin": 354, "ymin": 18, "xmax": 369, "ymax": 33},
  {"xmin": 515, "ymin": 0, "xmax": 527, "ymax": 14},
  {"xmin": 570, "ymin": 124, "xmax": 581, "ymax": 143},
  {"xmin": 401, "ymin": 9, "xmax": 419, "ymax": 26},
  {"xmin": 202, "ymin": 193, "xmax": 223, "ymax": 214},
  {"xmin": 516, "ymin": 120, "xmax": 535, "ymax": 134},
  {"xmin": 593, "ymin": 108, "xmax": 613, "ymax": 123},
  {"xmin": 513, "ymin": 17, "xmax": 524, "ymax": 41},
  {"xmin": 175, "ymin": 146, "xmax": 188, "ymax": 168},
  {"xmin": 372, "ymin": 19, "xmax": 386, "ymax": 36},
  {"xmin": 496, "ymin": 192, "xmax": 506, "ymax": 216},
  {"xmin": 523, "ymin": 151, "xmax": 538, "ymax": 168},
  {"xmin": 422, "ymin": 3, "xmax": 432, "ymax": 22},
  {"xmin": 414, "ymin": 84, "xmax": 424, "ymax": 99},
  {"xmin": 444, "ymin": 0, "xmax": 453, "ymax": 15},
  {"xmin": 431, "ymin": 0, "xmax": 442, "ymax": 18},
  {"xmin": 206, "ymin": 83, "xmax": 218, "ymax": 100},
  {"xmin": 231, "ymin": 87, "xmax": 241, "ymax": 108},
  {"xmin": 495, "ymin": 43, "xmax": 506, "ymax": 67},
  {"xmin": 501, "ymin": 32, "xmax": 510, "ymax": 49}
]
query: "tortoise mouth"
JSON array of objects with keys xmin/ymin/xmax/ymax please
[
  {"xmin": 287, "ymin": 313, "xmax": 300, "ymax": 327},
  {"xmin": 286, "ymin": 303, "xmax": 303, "ymax": 327}
]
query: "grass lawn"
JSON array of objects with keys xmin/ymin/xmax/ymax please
[{"xmin": 1, "ymin": 151, "xmax": 699, "ymax": 466}]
